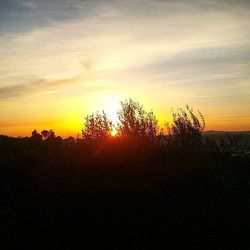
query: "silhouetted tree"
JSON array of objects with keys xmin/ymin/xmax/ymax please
[
  {"xmin": 48, "ymin": 130, "xmax": 55, "ymax": 139},
  {"xmin": 41, "ymin": 130, "xmax": 49, "ymax": 140},
  {"xmin": 82, "ymin": 111, "xmax": 113, "ymax": 142},
  {"xmin": 117, "ymin": 99, "xmax": 158, "ymax": 139},
  {"xmin": 168, "ymin": 105, "xmax": 205, "ymax": 150},
  {"xmin": 31, "ymin": 129, "xmax": 42, "ymax": 142}
]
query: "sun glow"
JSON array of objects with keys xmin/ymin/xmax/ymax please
[
  {"xmin": 102, "ymin": 95, "xmax": 120, "ymax": 125},
  {"xmin": 111, "ymin": 129, "xmax": 117, "ymax": 137}
]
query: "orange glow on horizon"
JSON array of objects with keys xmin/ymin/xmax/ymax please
[
  {"xmin": 111, "ymin": 129, "xmax": 117, "ymax": 137},
  {"xmin": 1, "ymin": 107, "xmax": 250, "ymax": 138}
]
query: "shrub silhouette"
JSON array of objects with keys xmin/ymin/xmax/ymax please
[
  {"xmin": 82, "ymin": 110, "xmax": 113, "ymax": 142},
  {"xmin": 31, "ymin": 129, "xmax": 42, "ymax": 142},
  {"xmin": 117, "ymin": 98, "xmax": 158, "ymax": 139},
  {"xmin": 41, "ymin": 130, "xmax": 49, "ymax": 140},
  {"xmin": 41, "ymin": 129, "xmax": 55, "ymax": 141},
  {"xmin": 48, "ymin": 129, "xmax": 55, "ymax": 139},
  {"xmin": 167, "ymin": 105, "xmax": 205, "ymax": 150},
  {"xmin": 81, "ymin": 99, "xmax": 205, "ymax": 148}
]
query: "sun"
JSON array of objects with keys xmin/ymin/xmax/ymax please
[
  {"xmin": 102, "ymin": 95, "xmax": 120, "ymax": 125},
  {"xmin": 111, "ymin": 129, "xmax": 117, "ymax": 137}
]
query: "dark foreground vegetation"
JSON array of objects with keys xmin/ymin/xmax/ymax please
[{"xmin": 1, "ymin": 99, "xmax": 250, "ymax": 248}]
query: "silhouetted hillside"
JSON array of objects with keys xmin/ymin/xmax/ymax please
[{"xmin": 203, "ymin": 131, "xmax": 250, "ymax": 157}]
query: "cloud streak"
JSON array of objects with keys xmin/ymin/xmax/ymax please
[{"xmin": 0, "ymin": 0, "xmax": 250, "ymax": 134}]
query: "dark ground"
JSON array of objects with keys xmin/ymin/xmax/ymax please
[{"xmin": 1, "ymin": 134, "xmax": 250, "ymax": 248}]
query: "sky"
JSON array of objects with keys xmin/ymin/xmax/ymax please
[{"xmin": 0, "ymin": 0, "xmax": 250, "ymax": 137}]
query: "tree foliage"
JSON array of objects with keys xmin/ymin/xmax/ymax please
[
  {"xmin": 117, "ymin": 99, "xmax": 158, "ymax": 138},
  {"xmin": 41, "ymin": 130, "xmax": 49, "ymax": 140},
  {"xmin": 167, "ymin": 105, "xmax": 205, "ymax": 149},
  {"xmin": 31, "ymin": 129, "xmax": 42, "ymax": 142},
  {"xmin": 81, "ymin": 99, "xmax": 206, "ymax": 149},
  {"xmin": 82, "ymin": 111, "xmax": 113, "ymax": 142}
]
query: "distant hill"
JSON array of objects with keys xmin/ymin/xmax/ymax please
[
  {"xmin": 202, "ymin": 131, "xmax": 250, "ymax": 155},
  {"xmin": 204, "ymin": 130, "xmax": 250, "ymax": 134}
]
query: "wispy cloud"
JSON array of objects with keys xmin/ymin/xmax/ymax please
[
  {"xmin": 19, "ymin": 0, "xmax": 37, "ymax": 9},
  {"xmin": 0, "ymin": 0, "xmax": 250, "ymax": 134},
  {"xmin": 0, "ymin": 73, "xmax": 91, "ymax": 99}
]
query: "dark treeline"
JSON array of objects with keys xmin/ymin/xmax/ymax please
[{"xmin": 1, "ymin": 99, "xmax": 250, "ymax": 248}]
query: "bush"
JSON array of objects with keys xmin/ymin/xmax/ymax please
[
  {"xmin": 167, "ymin": 105, "xmax": 205, "ymax": 150},
  {"xmin": 117, "ymin": 98, "xmax": 158, "ymax": 139},
  {"xmin": 82, "ymin": 111, "xmax": 113, "ymax": 142}
]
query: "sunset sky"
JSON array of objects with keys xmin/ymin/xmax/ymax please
[{"xmin": 0, "ymin": 0, "xmax": 250, "ymax": 137}]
